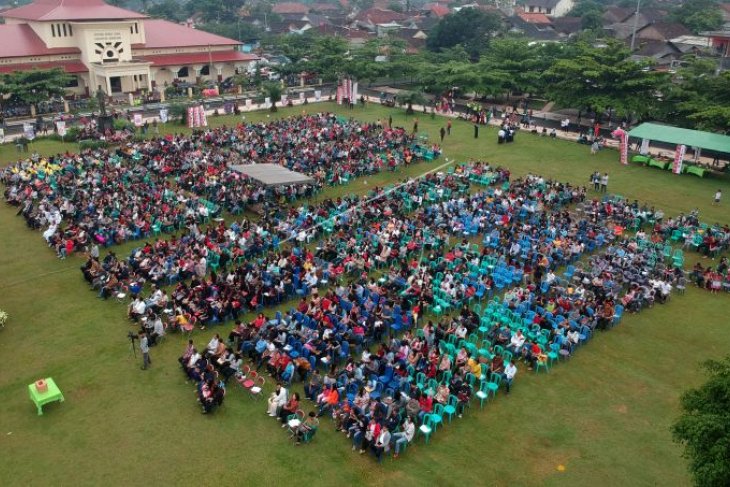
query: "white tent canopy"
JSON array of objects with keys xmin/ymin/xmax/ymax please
[{"xmin": 228, "ymin": 163, "xmax": 314, "ymax": 187}]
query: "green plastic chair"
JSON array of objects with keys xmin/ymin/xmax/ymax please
[
  {"xmin": 431, "ymin": 403, "xmax": 444, "ymax": 431},
  {"xmin": 419, "ymin": 414, "xmax": 435, "ymax": 444},
  {"xmin": 486, "ymin": 372, "xmax": 501, "ymax": 398},
  {"xmin": 475, "ymin": 381, "xmax": 489, "ymax": 408},
  {"xmin": 535, "ymin": 355, "xmax": 549, "ymax": 373},
  {"xmin": 443, "ymin": 394, "xmax": 458, "ymax": 423}
]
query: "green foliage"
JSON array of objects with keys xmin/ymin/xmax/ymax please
[
  {"xmin": 569, "ymin": 0, "xmax": 605, "ymax": 17},
  {"xmin": 581, "ymin": 10, "xmax": 604, "ymax": 31},
  {"xmin": 168, "ymin": 103, "xmax": 188, "ymax": 124},
  {"xmin": 113, "ymin": 119, "xmax": 135, "ymax": 131},
  {"xmin": 1, "ymin": 68, "xmax": 71, "ymax": 106},
  {"xmin": 188, "ymin": 0, "xmax": 246, "ymax": 23},
  {"xmin": 146, "ymin": 0, "xmax": 185, "ymax": 21},
  {"xmin": 543, "ymin": 40, "xmax": 668, "ymax": 117},
  {"xmin": 196, "ymin": 21, "xmax": 262, "ymax": 42},
  {"xmin": 660, "ymin": 59, "xmax": 730, "ymax": 132},
  {"xmin": 263, "ymin": 82, "xmax": 282, "ymax": 111},
  {"xmin": 672, "ymin": 356, "xmax": 730, "ymax": 487},
  {"xmin": 670, "ymin": 0, "xmax": 724, "ymax": 34},
  {"xmin": 426, "ymin": 9, "xmax": 503, "ymax": 57},
  {"xmin": 79, "ymin": 139, "xmax": 109, "ymax": 151}
]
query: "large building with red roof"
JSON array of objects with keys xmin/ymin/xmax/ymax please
[{"xmin": 0, "ymin": 0, "xmax": 259, "ymax": 96}]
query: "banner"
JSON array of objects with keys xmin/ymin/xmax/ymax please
[
  {"xmin": 245, "ymin": 99, "xmax": 252, "ymax": 109},
  {"xmin": 336, "ymin": 86, "xmax": 343, "ymax": 105},
  {"xmin": 640, "ymin": 138, "xmax": 649, "ymax": 155},
  {"xmin": 264, "ymin": 97, "xmax": 271, "ymax": 109},
  {"xmin": 56, "ymin": 121, "xmax": 66, "ymax": 137},
  {"xmin": 611, "ymin": 128, "xmax": 628, "ymax": 165},
  {"xmin": 199, "ymin": 106, "xmax": 208, "ymax": 127},
  {"xmin": 352, "ymin": 82, "xmax": 358, "ymax": 103},
  {"xmin": 159, "ymin": 108, "xmax": 168, "ymax": 123},
  {"xmin": 23, "ymin": 123, "xmax": 35, "ymax": 140},
  {"xmin": 224, "ymin": 102, "xmax": 233, "ymax": 114},
  {"xmin": 673, "ymin": 144, "xmax": 686, "ymax": 174},
  {"xmin": 187, "ymin": 107, "xmax": 194, "ymax": 128},
  {"xmin": 314, "ymin": 90, "xmax": 321, "ymax": 102},
  {"xmin": 280, "ymin": 94, "xmax": 287, "ymax": 106},
  {"xmin": 0, "ymin": 128, "xmax": 5, "ymax": 144},
  {"xmin": 133, "ymin": 113, "xmax": 143, "ymax": 127},
  {"xmin": 299, "ymin": 92, "xmax": 305, "ymax": 103}
]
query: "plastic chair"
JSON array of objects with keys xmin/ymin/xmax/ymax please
[
  {"xmin": 443, "ymin": 394, "xmax": 458, "ymax": 423},
  {"xmin": 418, "ymin": 414, "xmax": 434, "ymax": 444},
  {"xmin": 431, "ymin": 404, "xmax": 444, "ymax": 431},
  {"xmin": 475, "ymin": 381, "xmax": 489, "ymax": 408},
  {"xmin": 249, "ymin": 376, "xmax": 265, "ymax": 400},
  {"xmin": 486, "ymin": 372, "xmax": 501, "ymax": 398}
]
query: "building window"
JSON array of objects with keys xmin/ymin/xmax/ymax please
[
  {"xmin": 62, "ymin": 24, "xmax": 67, "ymax": 36},
  {"xmin": 51, "ymin": 24, "xmax": 56, "ymax": 37},
  {"xmin": 200, "ymin": 65, "xmax": 210, "ymax": 76},
  {"xmin": 68, "ymin": 24, "xmax": 72, "ymax": 36},
  {"xmin": 135, "ymin": 23, "xmax": 139, "ymax": 34},
  {"xmin": 65, "ymin": 76, "xmax": 79, "ymax": 88},
  {"xmin": 177, "ymin": 67, "xmax": 189, "ymax": 78}
]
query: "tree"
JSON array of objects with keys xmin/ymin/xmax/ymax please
[
  {"xmin": 262, "ymin": 82, "xmax": 282, "ymax": 112},
  {"xmin": 399, "ymin": 91, "xmax": 427, "ymax": 115},
  {"xmin": 670, "ymin": 0, "xmax": 724, "ymax": 34},
  {"xmin": 581, "ymin": 10, "xmax": 603, "ymax": 31},
  {"xmin": 197, "ymin": 21, "xmax": 262, "ymax": 42},
  {"xmin": 1, "ymin": 68, "xmax": 71, "ymax": 111},
  {"xmin": 569, "ymin": 0, "xmax": 604, "ymax": 17},
  {"xmin": 426, "ymin": 9, "xmax": 503, "ymax": 58},
  {"xmin": 672, "ymin": 356, "xmax": 730, "ymax": 487},
  {"xmin": 542, "ymin": 40, "xmax": 668, "ymax": 118},
  {"xmin": 147, "ymin": 0, "xmax": 187, "ymax": 22}
]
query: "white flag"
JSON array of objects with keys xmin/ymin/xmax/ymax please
[
  {"xmin": 159, "ymin": 108, "xmax": 169, "ymax": 123},
  {"xmin": 315, "ymin": 90, "xmax": 321, "ymax": 102},
  {"xmin": 56, "ymin": 120, "xmax": 66, "ymax": 136},
  {"xmin": 133, "ymin": 113, "xmax": 143, "ymax": 127}
]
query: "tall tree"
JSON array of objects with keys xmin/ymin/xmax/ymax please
[
  {"xmin": 542, "ymin": 40, "xmax": 667, "ymax": 118},
  {"xmin": 426, "ymin": 9, "xmax": 503, "ymax": 58},
  {"xmin": 672, "ymin": 356, "xmax": 730, "ymax": 487}
]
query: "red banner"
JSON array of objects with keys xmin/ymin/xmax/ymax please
[{"xmin": 673, "ymin": 144, "xmax": 686, "ymax": 174}]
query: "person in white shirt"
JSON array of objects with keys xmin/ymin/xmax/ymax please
[
  {"xmin": 373, "ymin": 425, "xmax": 391, "ymax": 462},
  {"xmin": 206, "ymin": 334, "xmax": 220, "ymax": 355},
  {"xmin": 504, "ymin": 361, "xmax": 517, "ymax": 393},
  {"xmin": 392, "ymin": 417, "xmax": 415, "ymax": 458},
  {"xmin": 509, "ymin": 330, "xmax": 526, "ymax": 354},
  {"xmin": 267, "ymin": 383, "xmax": 288, "ymax": 417}
]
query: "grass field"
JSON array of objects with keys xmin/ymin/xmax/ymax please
[{"xmin": 0, "ymin": 102, "xmax": 728, "ymax": 486}]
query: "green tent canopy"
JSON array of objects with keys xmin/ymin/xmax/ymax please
[{"xmin": 628, "ymin": 123, "xmax": 730, "ymax": 154}]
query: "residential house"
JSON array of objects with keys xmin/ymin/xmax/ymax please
[
  {"xmin": 522, "ymin": 0, "xmax": 574, "ymax": 18},
  {"xmin": 636, "ymin": 22, "xmax": 691, "ymax": 43}
]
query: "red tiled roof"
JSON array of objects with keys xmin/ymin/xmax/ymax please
[
  {"xmin": 1, "ymin": 0, "xmax": 146, "ymax": 21},
  {"xmin": 272, "ymin": 2, "xmax": 310, "ymax": 14},
  {"xmin": 429, "ymin": 5, "xmax": 450, "ymax": 17},
  {"xmin": 355, "ymin": 8, "xmax": 409, "ymax": 24},
  {"xmin": 311, "ymin": 3, "xmax": 340, "ymax": 11},
  {"xmin": 517, "ymin": 10, "xmax": 552, "ymax": 25},
  {"xmin": 139, "ymin": 51, "xmax": 259, "ymax": 67},
  {"xmin": 0, "ymin": 24, "xmax": 80, "ymax": 58},
  {"xmin": 136, "ymin": 19, "xmax": 241, "ymax": 49},
  {"xmin": 0, "ymin": 60, "xmax": 86, "ymax": 74}
]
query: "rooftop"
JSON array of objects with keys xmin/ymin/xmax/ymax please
[
  {"xmin": 135, "ymin": 19, "xmax": 241, "ymax": 49},
  {"xmin": 1, "ymin": 0, "xmax": 146, "ymax": 21},
  {"xmin": 272, "ymin": 2, "xmax": 310, "ymax": 14},
  {"xmin": 0, "ymin": 23, "xmax": 79, "ymax": 58},
  {"xmin": 228, "ymin": 163, "xmax": 314, "ymax": 187}
]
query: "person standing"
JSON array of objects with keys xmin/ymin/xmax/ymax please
[
  {"xmin": 139, "ymin": 330, "xmax": 151, "ymax": 370},
  {"xmin": 447, "ymin": 119, "xmax": 452, "ymax": 135},
  {"xmin": 388, "ymin": 115, "xmax": 392, "ymax": 128},
  {"xmin": 474, "ymin": 124, "xmax": 479, "ymax": 139},
  {"xmin": 591, "ymin": 171, "xmax": 600, "ymax": 191},
  {"xmin": 412, "ymin": 118, "xmax": 419, "ymax": 134},
  {"xmin": 600, "ymin": 172, "xmax": 609, "ymax": 193},
  {"xmin": 439, "ymin": 126, "xmax": 446, "ymax": 142},
  {"xmin": 713, "ymin": 189, "xmax": 722, "ymax": 205}
]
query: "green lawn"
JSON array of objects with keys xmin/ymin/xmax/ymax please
[{"xmin": 0, "ymin": 103, "xmax": 728, "ymax": 486}]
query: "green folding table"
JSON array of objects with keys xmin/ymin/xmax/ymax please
[{"xmin": 28, "ymin": 378, "xmax": 64, "ymax": 415}]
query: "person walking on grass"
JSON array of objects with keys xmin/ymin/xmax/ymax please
[
  {"xmin": 714, "ymin": 189, "xmax": 722, "ymax": 205},
  {"xmin": 600, "ymin": 173, "xmax": 609, "ymax": 194},
  {"xmin": 440, "ymin": 126, "xmax": 446, "ymax": 142},
  {"xmin": 447, "ymin": 119, "xmax": 452, "ymax": 135},
  {"xmin": 591, "ymin": 171, "xmax": 600, "ymax": 191}
]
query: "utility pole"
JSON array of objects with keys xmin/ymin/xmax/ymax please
[{"xmin": 630, "ymin": 0, "xmax": 642, "ymax": 51}]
